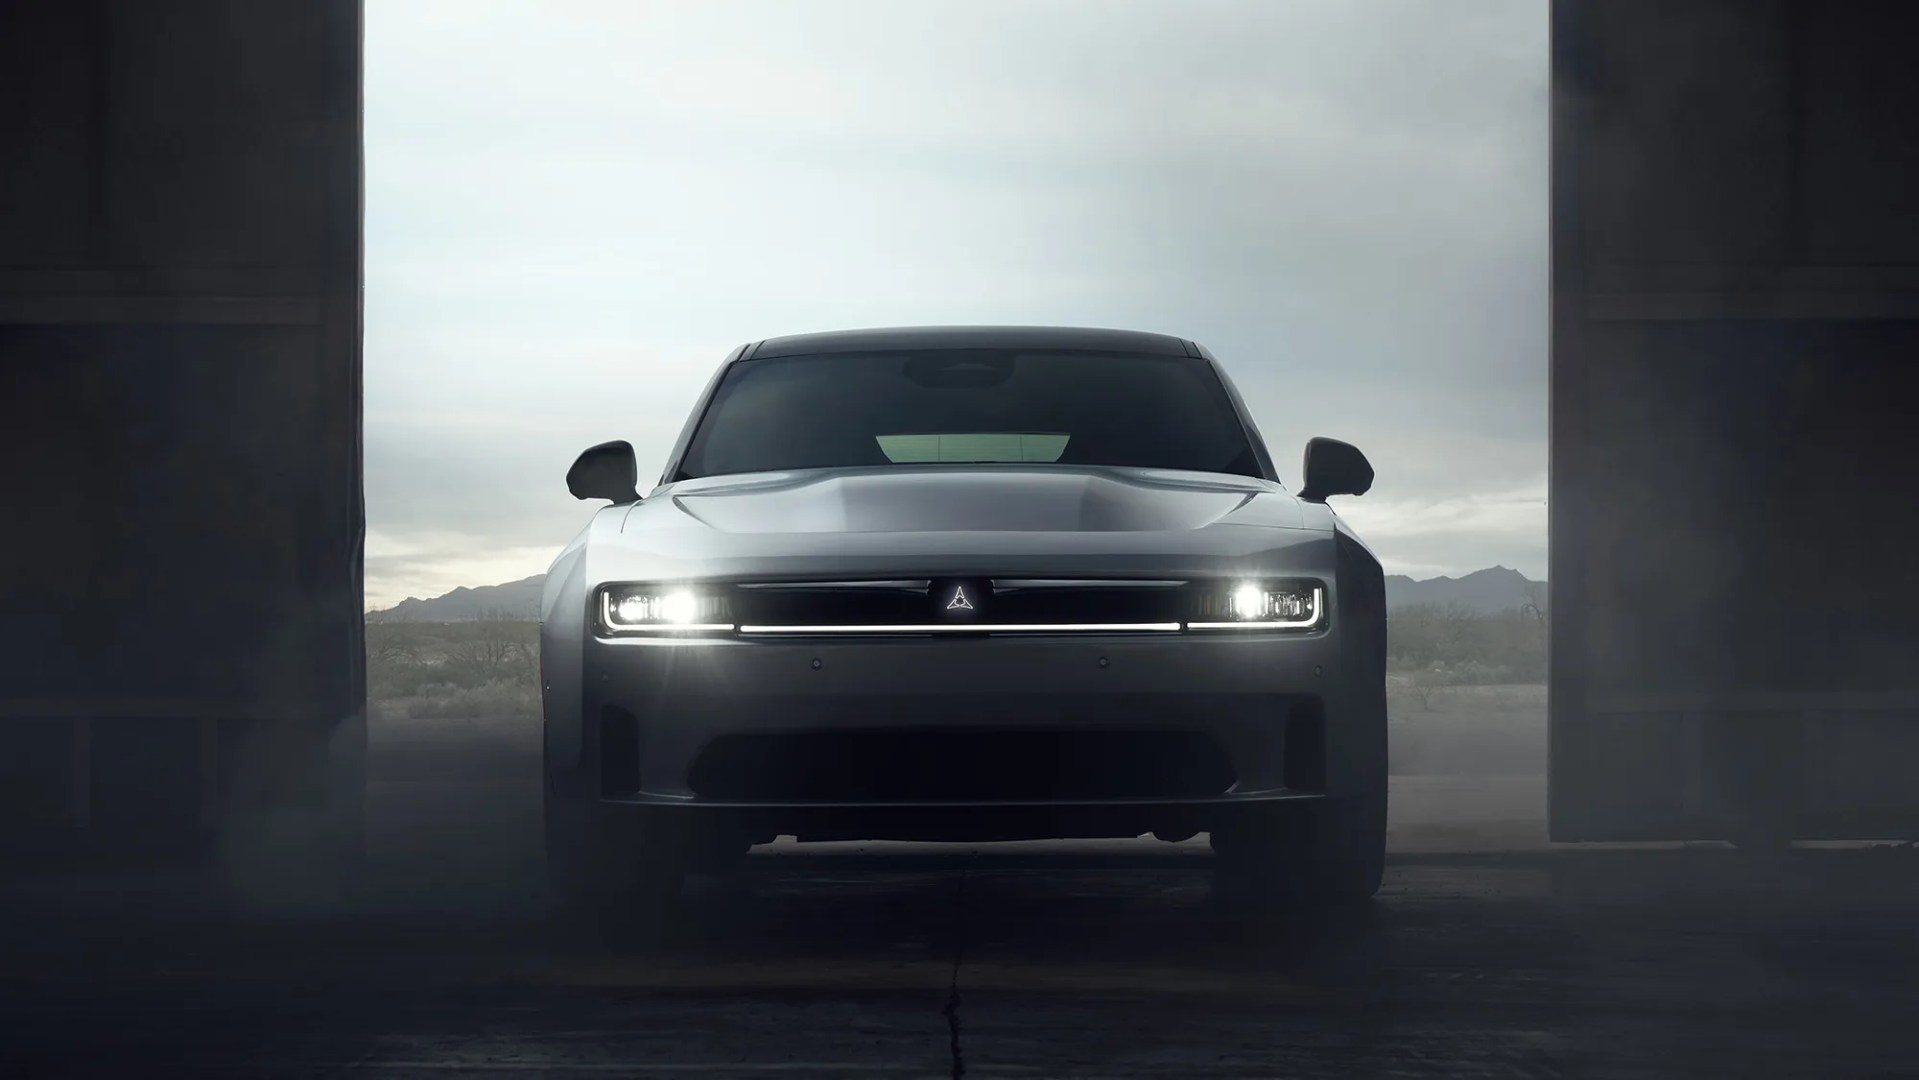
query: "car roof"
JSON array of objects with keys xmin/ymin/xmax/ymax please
[{"xmin": 742, "ymin": 325, "xmax": 1201, "ymax": 360}]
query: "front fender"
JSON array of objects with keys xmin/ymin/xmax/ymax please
[{"xmin": 540, "ymin": 531, "xmax": 592, "ymax": 776}]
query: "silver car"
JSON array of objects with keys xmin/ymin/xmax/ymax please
[{"xmin": 540, "ymin": 326, "xmax": 1386, "ymax": 917}]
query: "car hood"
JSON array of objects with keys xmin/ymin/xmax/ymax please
[
  {"xmin": 583, "ymin": 466, "xmax": 1332, "ymax": 582},
  {"xmin": 659, "ymin": 466, "xmax": 1304, "ymax": 535}
]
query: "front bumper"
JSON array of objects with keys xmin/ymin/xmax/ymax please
[{"xmin": 567, "ymin": 629, "xmax": 1358, "ymax": 838}]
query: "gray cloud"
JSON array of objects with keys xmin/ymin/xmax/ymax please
[{"xmin": 364, "ymin": 0, "xmax": 1547, "ymax": 607}]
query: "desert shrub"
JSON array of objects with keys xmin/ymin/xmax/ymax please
[
  {"xmin": 1388, "ymin": 605, "xmax": 1546, "ymax": 685},
  {"xmin": 405, "ymin": 680, "xmax": 540, "ymax": 719},
  {"xmin": 366, "ymin": 615, "xmax": 541, "ymax": 703},
  {"xmin": 440, "ymin": 612, "xmax": 541, "ymax": 684}
]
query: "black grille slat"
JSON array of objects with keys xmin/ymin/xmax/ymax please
[
  {"xmin": 687, "ymin": 730, "xmax": 1236, "ymax": 802},
  {"xmin": 990, "ymin": 586, "xmax": 1189, "ymax": 624},
  {"xmin": 732, "ymin": 587, "xmax": 928, "ymax": 626}
]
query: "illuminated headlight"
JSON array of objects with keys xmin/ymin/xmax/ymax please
[
  {"xmin": 599, "ymin": 585, "xmax": 734, "ymax": 633},
  {"xmin": 1189, "ymin": 581, "xmax": 1325, "ymax": 630}
]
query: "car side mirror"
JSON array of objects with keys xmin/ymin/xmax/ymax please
[
  {"xmin": 566, "ymin": 440, "xmax": 642, "ymax": 503},
  {"xmin": 1297, "ymin": 436, "xmax": 1373, "ymax": 502}
]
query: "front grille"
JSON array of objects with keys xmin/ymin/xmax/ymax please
[
  {"xmin": 687, "ymin": 729, "xmax": 1237, "ymax": 802},
  {"xmin": 728, "ymin": 579, "xmax": 1199, "ymax": 629}
]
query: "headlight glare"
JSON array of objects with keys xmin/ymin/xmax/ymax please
[
  {"xmin": 657, "ymin": 591, "xmax": 698, "ymax": 624},
  {"xmin": 1230, "ymin": 583, "xmax": 1266, "ymax": 619},
  {"xmin": 1191, "ymin": 580, "xmax": 1324, "ymax": 630},
  {"xmin": 600, "ymin": 585, "xmax": 733, "ymax": 633}
]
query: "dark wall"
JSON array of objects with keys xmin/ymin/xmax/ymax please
[
  {"xmin": 1551, "ymin": 0, "xmax": 1919, "ymax": 842},
  {"xmin": 0, "ymin": 1, "xmax": 364, "ymax": 872}
]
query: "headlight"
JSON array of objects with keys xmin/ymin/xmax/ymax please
[
  {"xmin": 598, "ymin": 585, "xmax": 734, "ymax": 633},
  {"xmin": 1188, "ymin": 580, "xmax": 1325, "ymax": 630}
]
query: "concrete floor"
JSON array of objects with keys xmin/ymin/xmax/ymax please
[{"xmin": 2, "ymin": 712, "xmax": 1915, "ymax": 1077}]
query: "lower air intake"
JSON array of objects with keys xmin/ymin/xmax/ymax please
[{"xmin": 687, "ymin": 729, "xmax": 1236, "ymax": 802}]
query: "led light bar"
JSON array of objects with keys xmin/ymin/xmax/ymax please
[
  {"xmin": 1187, "ymin": 583, "xmax": 1325, "ymax": 630},
  {"xmin": 736, "ymin": 622, "xmax": 1183, "ymax": 635}
]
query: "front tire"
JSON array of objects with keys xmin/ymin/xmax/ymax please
[
  {"xmin": 1211, "ymin": 790, "xmax": 1386, "ymax": 912},
  {"xmin": 545, "ymin": 797, "xmax": 689, "ymax": 935}
]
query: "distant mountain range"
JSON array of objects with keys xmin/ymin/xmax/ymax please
[
  {"xmin": 1383, "ymin": 566, "xmax": 1546, "ymax": 615},
  {"xmin": 366, "ymin": 575, "xmax": 546, "ymax": 623},
  {"xmin": 368, "ymin": 566, "xmax": 1547, "ymax": 622}
]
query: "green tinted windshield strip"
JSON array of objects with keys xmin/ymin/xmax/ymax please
[{"xmin": 876, "ymin": 433, "xmax": 1070, "ymax": 463}]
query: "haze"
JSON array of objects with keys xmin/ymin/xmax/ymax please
[{"xmin": 363, "ymin": 0, "xmax": 1547, "ymax": 610}]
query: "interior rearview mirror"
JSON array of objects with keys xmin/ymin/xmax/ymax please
[
  {"xmin": 566, "ymin": 440, "xmax": 642, "ymax": 503},
  {"xmin": 1297, "ymin": 436, "xmax": 1373, "ymax": 502}
]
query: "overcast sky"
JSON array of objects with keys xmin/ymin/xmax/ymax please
[{"xmin": 364, "ymin": 0, "xmax": 1547, "ymax": 611}]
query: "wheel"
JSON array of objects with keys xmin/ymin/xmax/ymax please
[
  {"xmin": 545, "ymin": 797, "xmax": 690, "ymax": 937},
  {"xmin": 1211, "ymin": 790, "xmax": 1386, "ymax": 913}
]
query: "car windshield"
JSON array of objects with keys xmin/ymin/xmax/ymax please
[{"xmin": 675, "ymin": 349, "xmax": 1264, "ymax": 480}]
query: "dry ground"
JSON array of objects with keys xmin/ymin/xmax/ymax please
[{"xmin": 11, "ymin": 687, "xmax": 1919, "ymax": 1078}]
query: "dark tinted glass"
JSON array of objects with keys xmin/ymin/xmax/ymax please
[{"xmin": 676, "ymin": 350, "xmax": 1262, "ymax": 480}]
